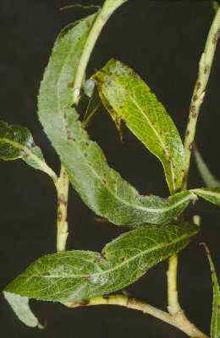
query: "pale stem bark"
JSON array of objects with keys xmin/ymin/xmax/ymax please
[
  {"xmin": 183, "ymin": 7, "xmax": 220, "ymax": 188},
  {"xmin": 72, "ymin": 0, "xmax": 127, "ymax": 105},
  {"xmin": 56, "ymin": 166, "xmax": 69, "ymax": 252},
  {"xmin": 65, "ymin": 295, "xmax": 208, "ymax": 338},
  {"xmin": 165, "ymin": 5, "xmax": 220, "ymax": 333},
  {"xmin": 167, "ymin": 255, "xmax": 181, "ymax": 315},
  {"xmin": 55, "ymin": 0, "xmax": 127, "ymax": 252},
  {"xmin": 63, "ymin": 1, "xmax": 215, "ymax": 335}
]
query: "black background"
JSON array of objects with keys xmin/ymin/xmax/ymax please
[{"xmin": 0, "ymin": 0, "xmax": 220, "ymax": 337}]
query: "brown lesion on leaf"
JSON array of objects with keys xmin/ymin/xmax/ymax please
[
  {"xmin": 65, "ymin": 124, "xmax": 73, "ymax": 141},
  {"xmin": 96, "ymin": 253, "xmax": 106, "ymax": 264},
  {"xmin": 68, "ymin": 81, "xmax": 74, "ymax": 89}
]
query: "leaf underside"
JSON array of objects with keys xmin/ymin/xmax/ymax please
[
  {"xmin": 37, "ymin": 13, "xmax": 193, "ymax": 227},
  {"xmin": 93, "ymin": 59, "xmax": 185, "ymax": 193},
  {"xmin": 4, "ymin": 292, "xmax": 42, "ymax": 328},
  {"xmin": 192, "ymin": 188, "xmax": 220, "ymax": 207},
  {"xmin": 194, "ymin": 148, "xmax": 220, "ymax": 188},
  {"xmin": 5, "ymin": 223, "xmax": 198, "ymax": 303}
]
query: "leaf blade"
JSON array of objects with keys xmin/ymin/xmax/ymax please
[
  {"xmin": 4, "ymin": 292, "xmax": 42, "ymax": 328},
  {"xmin": 5, "ymin": 223, "xmax": 198, "ymax": 302},
  {"xmin": 93, "ymin": 59, "xmax": 185, "ymax": 193},
  {"xmin": 0, "ymin": 120, "xmax": 56, "ymax": 180},
  {"xmin": 38, "ymin": 15, "xmax": 193, "ymax": 226},
  {"xmin": 194, "ymin": 148, "xmax": 220, "ymax": 188},
  {"xmin": 192, "ymin": 188, "xmax": 220, "ymax": 207}
]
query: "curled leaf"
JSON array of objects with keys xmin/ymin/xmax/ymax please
[
  {"xmin": 0, "ymin": 120, "xmax": 56, "ymax": 180},
  {"xmin": 192, "ymin": 188, "xmax": 220, "ymax": 207},
  {"xmin": 38, "ymin": 15, "xmax": 194, "ymax": 227},
  {"xmin": 4, "ymin": 292, "xmax": 42, "ymax": 328},
  {"xmin": 5, "ymin": 223, "xmax": 198, "ymax": 302},
  {"xmin": 93, "ymin": 59, "xmax": 185, "ymax": 193}
]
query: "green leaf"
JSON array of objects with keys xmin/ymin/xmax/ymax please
[
  {"xmin": 38, "ymin": 15, "xmax": 194, "ymax": 226},
  {"xmin": 192, "ymin": 188, "xmax": 220, "ymax": 207},
  {"xmin": 194, "ymin": 148, "xmax": 220, "ymax": 188},
  {"xmin": 0, "ymin": 120, "xmax": 56, "ymax": 180},
  {"xmin": 5, "ymin": 222, "xmax": 198, "ymax": 302},
  {"xmin": 4, "ymin": 292, "xmax": 42, "ymax": 328},
  {"xmin": 93, "ymin": 59, "xmax": 185, "ymax": 194},
  {"xmin": 203, "ymin": 245, "xmax": 220, "ymax": 338}
]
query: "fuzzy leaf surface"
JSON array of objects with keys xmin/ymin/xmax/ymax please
[
  {"xmin": 194, "ymin": 148, "xmax": 220, "ymax": 188},
  {"xmin": 5, "ymin": 223, "xmax": 198, "ymax": 302},
  {"xmin": 37, "ymin": 15, "xmax": 193, "ymax": 226},
  {"xmin": 4, "ymin": 292, "xmax": 42, "ymax": 328},
  {"xmin": 0, "ymin": 120, "xmax": 54, "ymax": 178},
  {"xmin": 93, "ymin": 59, "xmax": 185, "ymax": 193}
]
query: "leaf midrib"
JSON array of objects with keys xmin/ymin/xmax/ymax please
[
  {"xmin": 193, "ymin": 188, "xmax": 220, "ymax": 198},
  {"xmin": 129, "ymin": 96, "xmax": 176, "ymax": 191},
  {"xmin": 54, "ymin": 55, "xmax": 192, "ymax": 218},
  {"xmin": 65, "ymin": 141, "xmax": 192, "ymax": 216},
  {"xmin": 43, "ymin": 21, "xmax": 191, "ymax": 221},
  {"xmin": 35, "ymin": 229, "xmax": 194, "ymax": 281}
]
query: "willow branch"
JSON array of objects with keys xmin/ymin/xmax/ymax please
[
  {"xmin": 55, "ymin": 0, "xmax": 127, "ymax": 252},
  {"xmin": 55, "ymin": 166, "xmax": 69, "ymax": 252},
  {"xmin": 167, "ymin": 255, "xmax": 181, "ymax": 315},
  {"xmin": 65, "ymin": 295, "xmax": 208, "ymax": 338},
  {"xmin": 72, "ymin": 0, "xmax": 127, "ymax": 105},
  {"xmin": 165, "ymin": 6, "xmax": 220, "ymax": 335},
  {"xmin": 166, "ymin": 6, "xmax": 220, "ymax": 329},
  {"xmin": 183, "ymin": 7, "xmax": 220, "ymax": 188}
]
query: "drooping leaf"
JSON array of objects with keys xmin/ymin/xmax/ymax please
[
  {"xmin": 37, "ymin": 14, "xmax": 194, "ymax": 227},
  {"xmin": 192, "ymin": 188, "xmax": 220, "ymax": 207},
  {"xmin": 5, "ymin": 222, "xmax": 198, "ymax": 302},
  {"xmin": 0, "ymin": 120, "xmax": 56, "ymax": 180},
  {"xmin": 93, "ymin": 59, "xmax": 185, "ymax": 193},
  {"xmin": 4, "ymin": 292, "xmax": 42, "ymax": 328},
  {"xmin": 203, "ymin": 245, "xmax": 220, "ymax": 338},
  {"xmin": 194, "ymin": 148, "xmax": 220, "ymax": 188}
]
